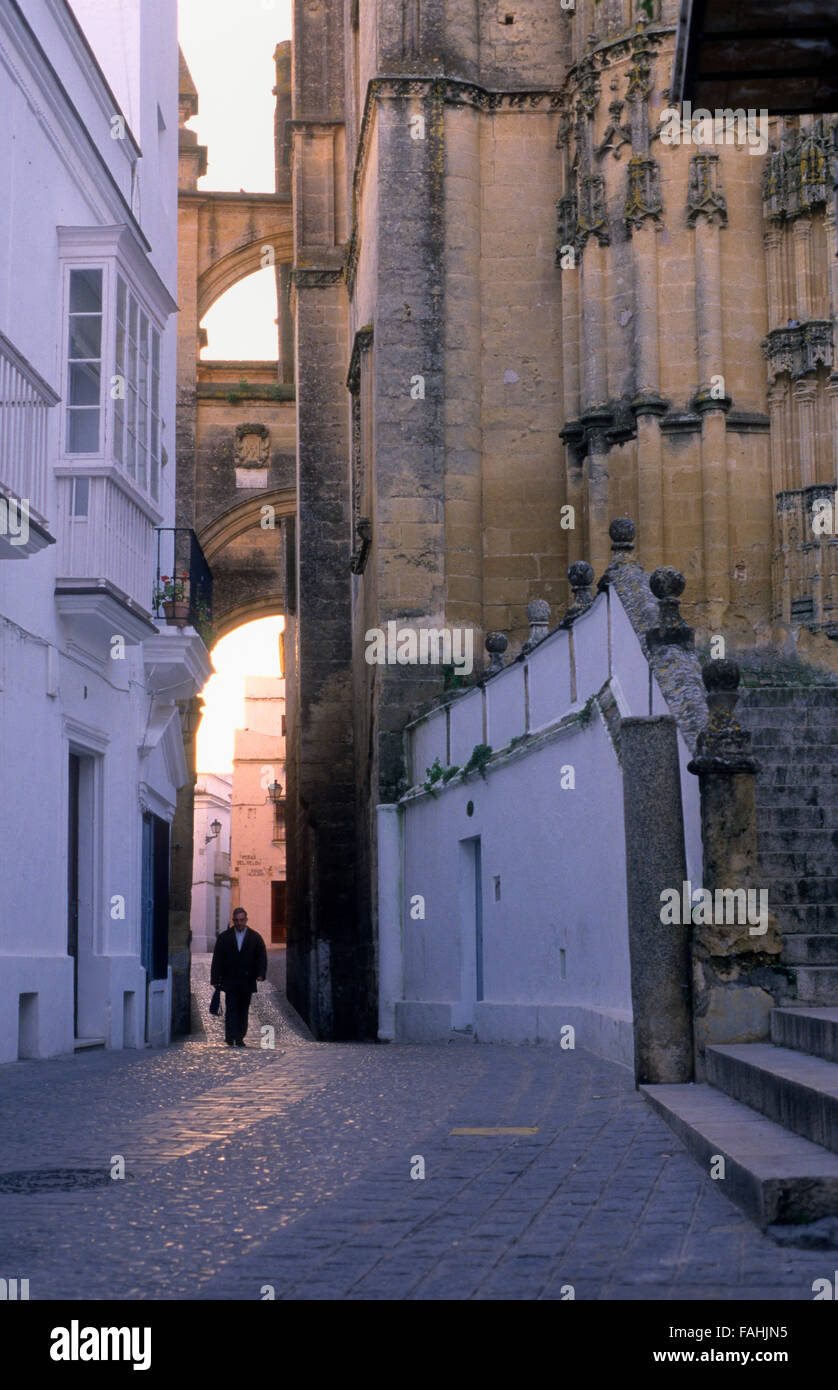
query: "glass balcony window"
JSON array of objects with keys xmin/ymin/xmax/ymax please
[{"xmin": 65, "ymin": 268, "xmax": 103, "ymax": 455}]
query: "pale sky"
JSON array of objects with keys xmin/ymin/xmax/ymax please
[
  {"xmin": 179, "ymin": 0, "xmax": 292, "ymax": 359},
  {"xmin": 179, "ymin": 4, "xmax": 292, "ymax": 772}
]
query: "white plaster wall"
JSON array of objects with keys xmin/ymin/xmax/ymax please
[
  {"xmin": 486, "ymin": 660, "xmax": 526, "ymax": 749},
  {"xmin": 387, "ymin": 586, "xmax": 705, "ymax": 1067},
  {"xmin": 528, "ymin": 627, "xmax": 572, "ymax": 731},
  {"xmin": 410, "ymin": 705, "xmax": 447, "ymax": 783},
  {"xmin": 0, "ymin": 0, "xmax": 185, "ymax": 1063},
  {"xmin": 449, "ymin": 691, "xmax": 483, "ymax": 767},
  {"xmin": 400, "ymin": 711, "xmax": 632, "ymax": 1059}
]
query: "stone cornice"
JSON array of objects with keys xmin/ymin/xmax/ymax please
[
  {"xmin": 178, "ymin": 190, "xmax": 291, "ymax": 206},
  {"xmin": 346, "ymin": 73, "xmax": 564, "ymax": 296},
  {"xmin": 560, "ymin": 23, "xmax": 676, "ymax": 116},
  {"xmin": 290, "ymin": 267, "xmax": 344, "ymax": 290}
]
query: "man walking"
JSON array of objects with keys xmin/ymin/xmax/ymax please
[{"xmin": 210, "ymin": 908, "xmax": 267, "ymax": 1047}]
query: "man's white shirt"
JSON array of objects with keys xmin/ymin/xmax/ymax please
[{"xmin": 234, "ymin": 927, "xmax": 246, "ymax": 951}]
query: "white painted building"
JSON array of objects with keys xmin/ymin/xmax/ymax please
[
  {"xmin": 378, "ymin": 581, "xmax": 704, "ymax": 1071},
  {"xmin": 191, "ymin": 773, "xmax": 233, "ymax": 954},
  {"xmin": 0, "ymin": 0, "xmax": 211, "ymax": 1061}
]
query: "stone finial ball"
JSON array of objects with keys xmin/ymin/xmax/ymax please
[
  {"xmin": 702, "ymin": 658, "xmax": 741, "ymax": 692},
  {"xmin": 650, "ymin": 566, "xmax": 686, "ymax": 600},
  {"xmin": 609, "ymin": 517, "xmax": 636, "ymax": 545},
  {"xmin": 527, "ymin": 599, "xmax": 551, "ymax": 623},
  {"xmin": 485, "ymin": 631, "xmax": 508, "ymax": 653},
  {"xmin": 568, "ymin": 561, "xmax": 595, "ymax": 588}
]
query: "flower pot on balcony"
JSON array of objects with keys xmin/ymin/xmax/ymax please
[{"xmin": 162, "ymin": 599, "xmax": 189, "ymax": 628}]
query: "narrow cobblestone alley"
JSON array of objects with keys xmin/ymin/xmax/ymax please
[{"xmin": 0, "ymin": 954, "xmax": 831, "ymax": 1302}]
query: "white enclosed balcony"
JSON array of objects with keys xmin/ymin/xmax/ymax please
[{"xmin": 53, "ymin": 226, "xmax": 177, "ymax": 648}]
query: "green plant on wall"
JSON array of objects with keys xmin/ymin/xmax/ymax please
[
  {"xmin": 422, "ymin": 756, "xmax": 461, "ymax": 797},
  {"xmin": 576, "ymin": 694, "xmax": 597, "ymax": 729},
  {"xmin": 463, "ymin": 743, "xmax": 493, "ymax": 782},
  {"xmin": 442, "ymin": 662, "xmax": 467, "ymax": 691},
  {"xmin": 192, "ymin": 596, "xmax": 217, "ymax": 649}
]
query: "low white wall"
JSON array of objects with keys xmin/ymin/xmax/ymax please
[{"xmin": 383, "ymin": 588, "xmax": 704, "ymax": 1068}]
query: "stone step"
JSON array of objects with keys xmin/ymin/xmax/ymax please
[
  {"xmin": 756, "ymin": 783, "xmax": 838, "ymax": 806},
  {"xmin": 759, "ymin": 852, "xmax": 838, "ymax": 878},
  {"xmin": 751, "ymin": 729, "xmax": 838, "ymax": 749},
  {"xmin": 752, "ymin": 754, "xmax": 838, "ymax": 773},
  {"xmin": 758, "ymin": 829, "xmax": 838, "ymax": 853},
  {"xmin": 766, "ymin": 879, "xmax": 838, "ymax": 906},
  {"xmin": 705, "ymin": 1043, "xmax": 838, "ymax": 1153},
  {"xmin": 774, "ymin": 904, "xmax": 838, "ymax": 932},
  {"xmin": 757, "ymin": 807, "xmax": 830, "ymax": 830},
  {"xmin": 640, "ymin": 1081, "xmax": 838, "ymax": 1226},
  {"xmin": 756, "ymin": 786, "xmax": 838, "ymax": 806},
  {"xmin": 792, "ymin": 965, "xmax": 838, "ymax": 1006},
  {"xmin": 771, "ymin": 1007, "xmax": 838, "ymax": 1064},
  {"xmin": 745, "ymin": 710, "xmax": 838, "ymax": 728},
  {"xmin": 740, "ymin": 688, "xmax": 838, "ymax": 708},
  {"xmin": 783, "ymin": 936, "xmax": 838, "ymax": 965}
]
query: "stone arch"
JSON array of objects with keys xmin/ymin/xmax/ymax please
[
  {"xmin": 213, "ymin": 598, "xmax": 285, "ymax": 643},
  {"xmin": 198, "ymin": 488, "xmax": 295, "ymax": 561},
  {"xmin": 197, "ymin": 229, "xmax": 294, "ymax": 321},
  {"xmin": 197, "ymin": 489, "xmax": 295, "ymax": 637}
]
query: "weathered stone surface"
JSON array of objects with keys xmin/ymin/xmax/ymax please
[
  {"xmin": 694, "ymin": 985, "xmax": 776, "ymax": 1052},
  {"xmin": 621, "ymin": 715, "xmax": 694, "ymax": 1085}
]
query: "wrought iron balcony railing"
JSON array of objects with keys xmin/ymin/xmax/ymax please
[{"xmin": 153, "ymin": 528, "xmax": 213, "ymax": 641}]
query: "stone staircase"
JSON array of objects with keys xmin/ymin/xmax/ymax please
[
  {"xmin": 743, "ymin": 686, "xmax": 838, "ymax": 1003},
  {"xmin": 642, "ymin": 684, "xmax": 838, "ymax": 1229}
]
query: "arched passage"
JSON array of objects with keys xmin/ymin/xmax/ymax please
[
  {"xmin": 192, "ymin": 614, "xmax": 287, "ymax": 954},
  {"xmin": 198, "ymin": 489, "xmax": 295, "ymax": 638}
]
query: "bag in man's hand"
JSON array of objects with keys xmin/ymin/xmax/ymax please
[{"xmin": 209, "ymin": 986, "xmax": 222, "ymax": 1017}]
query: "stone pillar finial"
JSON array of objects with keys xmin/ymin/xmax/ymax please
[
  {"xmin": 647, "ymin": 567, "xmax": 694, "ymax": 650},
  {"xmin": 522, "ymin": 599, "xmax": 551, "ymax": 653},
  {"xmin": 598, "ymin": 518, "xmax": 645, "ymax": 597},
  {"xmin": 560, "ymin": 561, "xmax": 595, "ymax": 628},
  {"xmin": 609, "ymin": 517, "xmax": 636, "ymax": 553},
  {"xmin": 485, "ymin": 631, "xmax": 508, "ymax": 674},
  {"xmin": 688, "ymin": 659, "xmax": 756, "ymax": 775}
]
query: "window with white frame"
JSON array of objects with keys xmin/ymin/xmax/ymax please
[
  {"xmin": 114, "ymin": 276, "xmax": 161, "ymax": 501},
  {"xmin": 66, "ymin": 269, "xmax": 103, "ymax": 455},
  {"xmin": 62, "ymin": 248, "xmax": 165, "ymax": 506}
]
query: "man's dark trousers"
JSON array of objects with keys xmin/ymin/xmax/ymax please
[
  {"xmin": 224, "ymin": 987, "xmax": 253, "ymax": 1045},
  {"xmin": 210, "ymin": 926, "xmax": 268, "ymax": 1045}
]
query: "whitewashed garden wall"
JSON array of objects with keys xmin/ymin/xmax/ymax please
[{"xmin": 377, "ymin": 545, "xmax": 705, "ymax": 1072}]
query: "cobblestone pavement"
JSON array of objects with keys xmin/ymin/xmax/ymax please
[{"xmin": 0, "ymin": 952, "xmax": 832, "ymax": 1301}]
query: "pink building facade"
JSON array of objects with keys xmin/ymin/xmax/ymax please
[{"xmin": 231, "ymin": 677, "xmax": 287, "ymax": 947}]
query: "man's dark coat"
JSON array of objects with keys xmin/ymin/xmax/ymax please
[{"xmin": 210, "ymin": 926, "xmax": 268, "ymax": 995}]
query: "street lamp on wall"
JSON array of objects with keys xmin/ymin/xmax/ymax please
[
  {"xmin": 205, "ymin": 818, "xmax": 221, "ymax": 844},
  {"xmin": 268, "ymin": 781, "xmax": 286, "ymax": 844}
]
